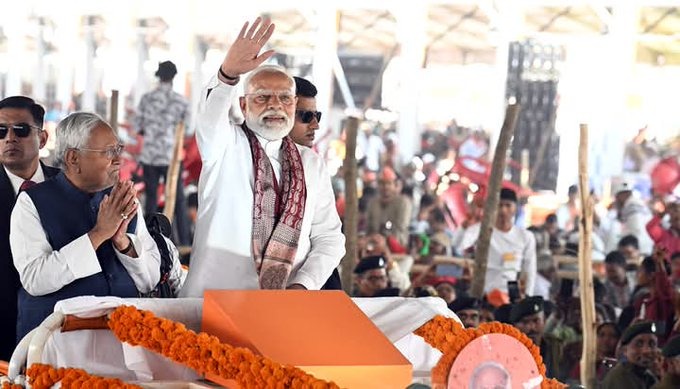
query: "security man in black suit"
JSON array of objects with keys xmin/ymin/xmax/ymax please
[{"xmin": 0, "ymin": 96, "xmax": 59, "ymax": 360}]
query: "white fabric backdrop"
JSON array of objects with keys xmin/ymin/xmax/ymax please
[{"xmin": 24, "ymin": 295, "xmax": 460, "ymax": 383}]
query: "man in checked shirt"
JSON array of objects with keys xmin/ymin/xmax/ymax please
[{"xmin": 134, "ymin": 60, "xmax": 191, "ymax": 246}]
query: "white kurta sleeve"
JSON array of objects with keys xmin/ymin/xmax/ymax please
[
  {"xmin": 288, "ymin": 163, "xmax": 346, "ymax": 290},
  {"xmin": 10, "ymin": 193, "xmax": 103, "ymax": 296},
  {"xmin": 623, "ymin": 211, "xmax": 654, "ymax": 255},
  {"xmin": 114, "ymin": 203, "xmax": 161, "ymax": 293},
  {"xmin": 196, "ymin": 74, "xmax": 239, "ymax": 164},
  {"xmin": 521, "ymin": 230, "xmax": 537, "ymax": 296}
]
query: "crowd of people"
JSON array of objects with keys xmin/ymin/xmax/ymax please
[
  {"xmin": 345, "ymin": 115, "xmax": 679, "ymax": 388},
  {"xmin": 341, "ymin": 108, "xmax": 679, "ymax": 388},
  {"xmin": 0, "ymin": 16, "xmax": 679, "ymax": 389}
]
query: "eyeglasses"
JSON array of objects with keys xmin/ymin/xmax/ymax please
[
  {"xmin": 76, "ymin": 143, "xmax": 124, "ymax": 159},
  {"xmin": 296, "ymin": 110, "xmax": 322, "ymax": 124},
  {"xmin": 245, "ymin": 92, "xmax": 296, "ymax": 106},
  {"xmin": 0, "ymin": 123, "xmax": 41, "ymax": 139}
]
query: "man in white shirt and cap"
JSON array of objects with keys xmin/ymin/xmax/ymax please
[
  {"xmin": 604, "ymin": 179, "xmax": 653, "ymax": 255},
  {"xmin": 180, "ymin": 17, "xmax": 345, "ymax": 296},
  {"xmin": 457, "ymin": 187, "xmax": 537, "ymax": 297}
]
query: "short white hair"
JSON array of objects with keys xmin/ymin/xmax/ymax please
[
  {"xmin": 54, "ymin": 112, "xmax": 109, "ymax": 168},
  {"xmin": 243, "ymin": 65, "xmax": 295, "ymax": 94},
  {"xmin": 469, "ymin": 361, "xmax": 511, "ymax": 389}
]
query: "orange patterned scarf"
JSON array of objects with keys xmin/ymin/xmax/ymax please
[{"xmin": 242, "ymin": 125, "xmax": 307, "ymax": 289}]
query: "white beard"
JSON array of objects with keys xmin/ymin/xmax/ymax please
[{"xmin": 245, "ymin": 109, "xmax": 293, "ymax": 141}]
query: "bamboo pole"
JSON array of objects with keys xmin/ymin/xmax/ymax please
[
  {"xmin": 578, "ymin": 123, "xmax": 596, "ymax": 388},
  {"xmin": 341, "ymin": 117, "xmax": 360, "ymax": 294},
  {"xmin": 109, "ymin": 90, "xmax": 119, "ymax": 132},
  {"xmin": 163, "ymin": 122, "xmax": 185, "ymax": 222},
  {"xmin": 470, "ymin": 103, "xmax": 520, "ymax": 299}
]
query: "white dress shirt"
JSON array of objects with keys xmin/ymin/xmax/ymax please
[
  {"xmin": 10, "ymin": 194, "xmax": 161, "ymax": 296},
  {"xmin": 4, "ymin": 164, "xmax": 45, "ymax": 194},
  {"xmin": 457, "ymin": 223, "xmax": 537, "ymax": 296},
  {"xmin": 179, "ymin": 75, "xmax": 345, "ymax": 297}
]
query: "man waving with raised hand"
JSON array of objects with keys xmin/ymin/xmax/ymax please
[{"xmin": 180, "ymin": 17, "xmax": 345, "ymax": 296}]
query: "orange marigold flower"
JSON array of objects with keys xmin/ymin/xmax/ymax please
[
  {"xmin": 25, "ymin": 363, "xmax": 141, "ymax": 389},
  {"xmin": 415, "ymin": 315, "xmax": 564, "ymax": 388},
  {"xmin": 108, "ymin": 305, "xmax": 341, "ymax": 389}
]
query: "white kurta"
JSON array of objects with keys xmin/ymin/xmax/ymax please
[
  {"xmin": 603, "ymin": 195, "xmax": 654, "ymax": 255},
  {"xmin": 10, "ymin": 197, "xmax": 160, "ymax": 296},
  {"xmin": 179, "ymin": 75, "xmax": 345, "ymax": 297},
  {"xmin": 458, "ymin": 223, "xmax": 537, "ymax": 296}
]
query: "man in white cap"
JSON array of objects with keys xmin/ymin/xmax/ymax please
[{"xmin": 604, "ymin": 179, "xmax": 653, "ymax": 255}]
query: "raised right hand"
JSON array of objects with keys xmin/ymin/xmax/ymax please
[
  {"xmin": 652, "ymin": 198, "xmax": 666, "ymax": 216},
  {"xmin": 219, "ymin": 17, "xmax": 276, "ymax": 80}
]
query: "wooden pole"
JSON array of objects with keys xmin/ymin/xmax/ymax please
[
  {"xmin": 163, "ymin": 122, "xmax": 185, "ymax": 222},
  {"xmin": 341, "ymin": 117, "xmax": 360, "ymax": 294},
  {"xmin": 578, "ymin": 124, "xmax": 596, "ymax": 388},
  {"xmin": 109, "ymin": 90, "xmax": 119, "ymax": 132},
  {"xmin": 470, "ymin": 103, "xmax": 520, "ymax": 299}
]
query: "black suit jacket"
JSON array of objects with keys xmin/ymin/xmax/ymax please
[{"xmin": 0, "ymin": 162, "xmax": 59, "ymax": 360}]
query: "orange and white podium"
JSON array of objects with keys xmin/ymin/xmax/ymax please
[{"xmin": 202, "ymin": 290, "xmax": 412, "ymax": 389}]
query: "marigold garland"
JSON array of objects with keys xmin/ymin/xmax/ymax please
[
  {"xmin": 1, "ymin": 383, "xmax": 22, "ymax": 389},
  {"xmin": 413, "ymin": 315, "xmax": 465, "ymax": 355},
  {"xmin": 108, "ymin": 305, "xmax": 340, "ymax": 389},
  {"xmin": 414, "ymin": 316, "xmax": 566, "ymax": 389},
  {"xmin": 22, "ymin": 363, "xmax": 142, "ymax": 389}
]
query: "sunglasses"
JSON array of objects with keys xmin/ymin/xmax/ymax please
[
  {"xmin": 0, "ymin": 123, "xmax": 41, "ymax": 139},
  {"xmin": 295, "ymin": 110, "xmax": 322, "ymax": 124}
]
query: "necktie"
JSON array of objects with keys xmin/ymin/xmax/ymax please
[{"xmin": 19, "ymin": 180, "xmax": 37, "ymax": 192}]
